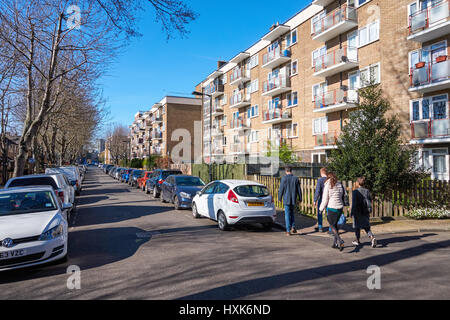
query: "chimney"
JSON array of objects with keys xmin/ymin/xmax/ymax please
[
  {"xmin": 270, "ymin": 22, "xmax": 280, "ymax": 31},
  {"xmin": 218, "ymin": 60, "xmax": 227, "ymax": 69}
]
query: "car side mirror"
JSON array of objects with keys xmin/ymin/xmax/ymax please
[
  {"xmin": 196, "ymin": 191, "xmax": 202, "ymax": 196},
  {"xmin": 62, "ymin": 203, "xmax": 73, "ymax": 211}
]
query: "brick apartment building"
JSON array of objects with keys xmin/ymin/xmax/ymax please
[
  {"xmin": 130, "ymin": 96, "xmax": 202, "ymax": 162},
  {"xmin": 195, "ymin": 0, "xmax": 450, "ymax": 180}
]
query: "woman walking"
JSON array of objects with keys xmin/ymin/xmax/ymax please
[
  {"xmin": 351, "ymin": 177, "xmax": 377, "ymax": 248},
  {"xmin": 319, "ymin": 172, "xmax": 347, "ymax": 251}
]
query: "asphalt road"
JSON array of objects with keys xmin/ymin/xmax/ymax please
[{"xmin": 1, "ymin": 168, "xmax": 449, "ymax": 300}]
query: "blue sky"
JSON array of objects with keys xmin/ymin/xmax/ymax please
[{"xmin": 99, "ymin": 0, "xmax": 311, "ymax": 129}]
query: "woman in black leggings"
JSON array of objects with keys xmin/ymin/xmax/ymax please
[{"xmin": 351, "ymin": 177, "xmax": 377, "ymax": 248}]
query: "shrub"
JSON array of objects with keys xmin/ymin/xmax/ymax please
[{"xmin": 405, "ymin": 206, "xmax": 450, "ymax": 220}]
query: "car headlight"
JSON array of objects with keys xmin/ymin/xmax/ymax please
[
  {"xmin": 179, "ymin": 192, "xmax": 192, "ymax": 199},
  {"xmin": 39, "ymin": 217, "xmax": 64, "ymax": 241}
]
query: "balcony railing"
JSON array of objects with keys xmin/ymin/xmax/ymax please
[
  {"xmin": 313, "ymin": 46, "xmax": 358, "ymax": 76},
  {"xmin": 205, "ymin": 83, "xmax": 225, "ymax": 96},
  {"xmin": 411, "ymin": 118, "xmax": 450, "ymax": 140},
  {"xmin": 262, "ymin": 107, "xmax": 292, "ymax": 124},
  {"xmin": 312, "ymin": 5, "xmax": 357, "ymax": 41},
  {"xmin": 230, "ymin": 117, "xmax": 249, "ymax": 130},
  {"xmin": 262, "ymin": 75, "xmax": 291, "ymax": 96},
  {"xmin": 152, "ymin": 115, "xmax": 163, "ymax": 123},
  {"xmin": 230, "ymin": 143, "xmax": 248, "ymax": 154},
  {"xmin": 314, "ymin": 88, "xmax": 358, "ymax": 111},
  {"xmin": 409, "ymin": 1, "xmax": 450, "ymax": 37},
  {"xmin": 410, "ymin": 56, "xmax": 450, "ymax": 90},
  {"xmin": 230, "ymin": 67, "xmax": 251, "ymax": 85},
  {"xmin": 212, "ymin": 104, "xmax": 223, "ymax": 115},
  {"xmin": 315, "ymin": 131, "xmax": 338, "ymax": 148},
  {"xmin": 229, "ymin": 91, "xmax": 251, "ymax": 108},
  {"xmin": 262, "ymin": 47, "xmax": 291, "ymax": 69},
  {"xmin": 152, "ymin": 131, "xmax": 163, "ymax": 140}
]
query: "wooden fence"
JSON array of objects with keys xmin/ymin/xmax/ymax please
[{"xmin": 246, "ymin": 175, "xmax": 450, "ymax": 218}]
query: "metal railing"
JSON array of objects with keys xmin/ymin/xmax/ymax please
[
  {"xmin": 312, "ymin": 5, "xmax": 357, "ymax": 37},
  {"xmin": 410, "ymin": 56, "xmax": 450, "ymax": 87},
  {"xmin": 229, "ymin": 91, "xmax": 250, "ymax": 106},
  {"xmin": 230, "ymin": 67, "xmax": 250, "ymax": 83},
  {"xmin": 315, "ymin": 131, "xmax": 338, "ymax": 147},
  {"xmin": 263, "ymin": 74, "xmax": 290, "ymax": 94},
  {"xmin": 262, "ymin": 107, "xmax": 292, "ymax": 122},
  {"xmin": 263, "ymin": 46, "xmax": 291, "ymax": 65},
  {"xmin": 411, "ymin": 118, "xmax": 450, "ymax": 139},
  {"xmin": 409, "ymin": 0, "xmax": 450, "ymax": 35},
  {"xmin": 314, "ymin": 88, "xmax": 358, "ymax": 109},
  {"xmin": 313, "ymin": 46, "xmax": 358, "ymax": 73}
]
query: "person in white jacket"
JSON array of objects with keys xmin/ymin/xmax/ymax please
[{"xmin": 319, "ymin": 172, "xmax": 346, "ymax": 251}]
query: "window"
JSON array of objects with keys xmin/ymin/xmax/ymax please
[
  {"xmin": 250, "ymin": 79, "xmax": 259, "ymax": 93},
  {"xmin": 222, "ymin": 74, "xmax": 227, "ymax": 84},
  {"xmin": 222, "ymin": 115, "xmax": 227, "ymax": 126},
  {"xmin": 221, "ymin": 94, "xmax": 227, "ymax": 105},
  {"xmin": 286, "ymin": 29, "xmax": 298, "ymax": 47},
  {"xmin": 313, "ymin": 117, "xmax": 328, "ymax": 135},
  {"xmin": 358, "ymin": 20, "xmax": 379, "ymax": 47},
  {"xmin": 247, "ymin": 105, "xmax": 259, "ymax": 118},
  {"xmin": 312, "ymin": 82, "xmax": 327, "ymax": 101},
  {"xmin": 291, "ymin": 60, "xmax": 298, "ymax": 76},
  {"xmin": 312, "ymin": 46, "xmax": 326, "ymax": 67},
  {"xmin": 287, "ymin": 92, "xmax": 298, "ymax": 107},
  {"xmin": 268, "ymin": 98, "xmax": 281, "ymax": 110},
  {"xmin": 360, "ymin": 63, "xmax": 380, "ymax": 87},
  {"xmin": 410, "ymin": 94, "xmax": 448, "ymax": 121},
  {"xmin": 249, "ymin": 130, "xmax": 259, "ymax": 143},
  {"xmin": 249, "ymin": 54, "xmax": 259, "ymax": 69},
  {"xmin": 312, "ymin": 153, "xmax": 327, "ymax": 163},
  {"xmin": 311, "ymin": 10, "xmax": 327, "ymax": 34},
  {"xmin": 287, "ymin": 123, "xmax": 298, "ymax": 138},
  {"xmin": 409, "ymin": 41, "xmax": 446, "ymax": 71}
]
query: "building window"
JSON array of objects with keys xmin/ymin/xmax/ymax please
[
  {"xmin": 358, "ymin": 20, "xmax": 379, "ymax": 48},
  {"xmin": 287, "ymin": 92, "xmax": 298, "ymax": 107},
  {"xmin": 247, "ymin": 105, "xmax": 259, "ymax": 118},
  {"xmin": 291, "ymin": 60, "xmax": 298, "ymax": 76},
  {"xmin": 313, "ymin": 117, "xmax": 328, "ymax": 135},
  {"xmin": 312, "ymin": 46, "xmax": 326, "ymax": 67},
  {"xmin": 360, "ymin": 63, "xmax": 381, "ymax": 87},
  {"xmin": 287, "ymin": 123, "xmax": 298, "ymax": 138},
  {"xmin": 410, "ymin": 94, "xmax": 448, "ymax": 121},
  {"xmin": 286, "ymin": 29, "xmax": 298, "ymax": 47},
  {"xmin": 249, "ymin": 130, "xmax": 259, "ymax": 143},
  {"xmin": 312, "ymin": 82, "xmax": 327, "ymax": 101},
  {"xmin": 250, "ymin": 79, "xmax": 259, "ymax": 93},
  {"xmin": 249, "ymin": 54, "xmax": 259, "ymax": 69}
]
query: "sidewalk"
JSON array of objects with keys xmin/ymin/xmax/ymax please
[{"xmin": 274, "ymin": 209, "xmax": 450, "ymax": 237}]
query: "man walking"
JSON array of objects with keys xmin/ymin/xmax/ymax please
[
  {"xmin": 278, "ymin": 167, "xmax": 303, "ymax": 236},
  {"xmin": 314, "ymin": 168, "xmax": 328, "ymax": 233}
]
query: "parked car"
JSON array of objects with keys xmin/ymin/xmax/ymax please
[
  {"xmin": 5, "ymin": 174, "xmax": 75, "ymax": 219},
  {"xmin": 121, "ymin": 169, "xmax": 132, "ymax": 183},
  {"xmin": 45, "ymin": 168, "xmax": 78, "ymax": 201},
  {"xmin": 160, "ymin": 175, "xmax": 205, "ymax": 210},
  {"xmin": 104, "ymin": 164, "xmax": 114, "ymax": 174},
  {"xmin": 114, "ymin": 168, "xmax": 125, "ymax": 180},
  {"xmin": 138, "ymin": 171, "xmax": 153, "ymax": 191},
  {"xmin": 191, "ymin": 180, "xmax": 276, "ymax": 231},
  {"xmin": 0, "ymin": 186, "xmax": 71, "ymax": 271},
  {"xmin": 129, "ymin": 170, "xmax": 143, "ymax": 188},
  {"xmin": 55, "ymin": 166, "xmax": 82, "ymax": 196},
  {"xmin": 109, "ymin": 167, "xmax": 117, "ymax": 178},
  {"xmin": 146, "ymin": 169, "xmax": 183, "ymax": 198}
]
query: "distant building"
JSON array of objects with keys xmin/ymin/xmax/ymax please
[{"xmin": 97, "ymin": 139, "xmax": 106, "ymax": 153}]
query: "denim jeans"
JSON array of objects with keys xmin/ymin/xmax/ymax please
[
  {"xmin": 318, "ymin": 210, "xmax": 323, "ymax": 229},
  {"xmin": 285, "ymin": 205, "xmax": 296, "ymax": 232}
]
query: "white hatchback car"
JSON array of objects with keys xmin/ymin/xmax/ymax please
[
  {"xmin": 192, "ymin": 180, "xmax": 276, "ymax": 231},
  {"xmin": 0, "ymin": 186, "xmax": 71, "ymax": 271}
]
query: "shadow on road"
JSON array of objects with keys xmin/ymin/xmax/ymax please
[
  {"xmin": 177, "ymin": 237, "xmax": 450, "ymax": 300},
  {"xmin": 0, "ymin": 227, "xmax": 150, "ymax": 285}
]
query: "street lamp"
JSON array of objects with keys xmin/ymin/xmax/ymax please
[{"xmin": 192, "ymin": 89, "xmax": 212, "ymax": 182}]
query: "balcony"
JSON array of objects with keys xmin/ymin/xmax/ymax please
[
  {"xmin": 230, "ymin": 143, "xmax": 249, "ymax": 155},
  {"xmin": 230, "ymin": 67, "xmax": 251, "ymax": 86},
  {"xmin": 152, "ymin": 131, "xmax": 163, "ymax": 140},
  {"xmin": 315, "ymin": 131, "xmax": 338, "ymax": 150},
  {"xmin": 262, "ymin": 47, "xmax": 291, "ymax": 69},
  {"xmin": 262, "ymin": 75, "xmax": 291, "ymax": 97},
  {"xmin": 312, "ymin": 0, "xmax": 334, "ymax": 6},
  {"xmin": 229, "ymin": 91, "xmax": 251, "ymax": 109},
  {"xmin": 211, "ymin": 126, "xmax": 224, "ymax": 137},
  {"xmin": 211, "ymin": 104, "xmax": 224, "ymax": 117},
  {"xmin": 409, "ymin": 56, "xmax": 450, "ymax": 93},
  {"xmin": 205, "ymin": 83, "xmax": 225, "ymax": 98},
  {"xmin": 152, "ymin": 115, "xmax": 163, "ymax": 124},
  {"xmin": 312, "ymin": 5, "xmax": 358, "ymax": 43},
  {"xmin": 314, "ymin": 88, "xmax": 358, "ymax": 113},
  {"xmin": 262, "ymin": 108, "xmax": 292, "ymax": 125},
  {"xmin": 411, "ymin": 118, "xmax": 450, "ymax": 144},
  {"xmin": 408, "ymin": 1, "xmax": 450, "ymax": 43},
  {"xmin": 313, "ymin": 46, "xmax": 358, "ymax": 78},
  {"xmin": 230, "ymin": 117, "xmax": 250, "ymax": 131}
]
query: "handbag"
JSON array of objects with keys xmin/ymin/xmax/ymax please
[
  {"xmin": 341, "ymin": 183, "xmax": 350, "ymax": 207},
  {"xmin": 338, "ymin": 212, "xmax": 347, "ymax": 227}
]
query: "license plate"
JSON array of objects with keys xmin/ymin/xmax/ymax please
[
  {"xmin": 247, "ymin": 202, "xmax": 264, "ymax": 207},
  {"xmin": 0, "ymin": 249, "xmax": 27, "ymax": 260}
]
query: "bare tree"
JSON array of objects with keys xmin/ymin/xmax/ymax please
[{"xmin": 106, "ymin": 123, "xmax": 129, "ymax": 165}]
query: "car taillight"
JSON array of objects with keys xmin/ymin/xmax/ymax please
[
  {"xmin": 227, "ymin": 190, "xmax": 239, "ymax": 204},
  {"xmin": 270, "ymin": 195, "xmax": 274, "ymax": 203},
  {"xmin": 58, "ymin": 191, "xmax": 64, "ymax": 202},
  {"xmin": 76, "ymin": 180, "xmax": 79, "ymax": 188},
  {"xmin": 158, "ymin": 179, "xmax": 165, "ymax": 185}
]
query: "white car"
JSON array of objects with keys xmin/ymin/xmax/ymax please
[
  {"xmin": 192, "ymin": 180, "xmax": 276, "ymax": 231},
  {"xmin": 0, "ymin": 186, "xmax": 71, "ymax": 271}
]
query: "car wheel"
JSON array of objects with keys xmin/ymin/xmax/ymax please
[
  {"xmin": 153, "ymin": 187, "xmax": 159, "ymax": 198},
  {"xmin": 192, "ymin": 203, "xmax": 200, "ymax": 219},
  {"xmin": 174, "ymin": 196, "xmax": 180, "ymax": 210},
  {"xmin": 218, "ymin": 211, "xmax": 230, "ymax": 231},
  {"xmin": 161, "ymin": 194, "xmax": 166, "ymax": 203}
]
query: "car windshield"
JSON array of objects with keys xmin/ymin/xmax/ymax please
[
  {"xmin": 8, "ymin": 177, "xmax": 58, "ymax": 190},
  {"xmin": 162, "ymin": 171, "xmax": 182, "ymax": 179},
  {"xmin": 47, "ymin": 168, "xmax": 76, "ymax": 181},
  {"xmin": 234, "ymin": 185, "xmax": 270, "ymax": 197},
  {"xmin": 0, "ymin": 191, "xmax": 57, "ymax": 216},
  {"xmin": 175, "ymin": 176, "xmax": 205, "ymax": 186}
]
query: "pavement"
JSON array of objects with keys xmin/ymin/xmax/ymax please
[
  {"xmin": 274, "ymin": 209, "xmax": 450, "ymax": 237},
  {"xmin": 0, "ymin": 168, "xmax": 449, "ymax": 300}
]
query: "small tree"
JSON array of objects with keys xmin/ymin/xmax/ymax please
[
  {"xmin": 328, "ymin": 84, "xmax": 421, "ymax": 196},
  {"xmin": 266, "ymin": 141, "xmax": 298, "ymax": 164}
]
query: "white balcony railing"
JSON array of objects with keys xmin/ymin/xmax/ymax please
[
  {"xmin": 313, "ymin": 46, "xmax": 358, "ymax": 77},
  {"xmin": 262, "ymin": 74, "xmax": 291, "ymax": 97},
  {"xmin": 410, "ymin": 56, "xmax": 450, "ymax": 92},
  {"xmin": 409, "ymin": 0, "xmax": 450, "ymax": 42},
  {"xmin": 314, "ymin": 88, "xmax": 358, "ymax": 113},
  {"xmin": 411, "ymin": 118, "xmax": 450, "ymax": 140},
  {"xmin": 262, "ymin": 47, "xmax": 291, "ymax": 69},
  {"xmin": 312, "ymin": 5, "xmax": 358, "ymax": 42}
]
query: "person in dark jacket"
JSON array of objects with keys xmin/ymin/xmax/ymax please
[
  {"xmin": 314, "ymin": 168, "xmax": 328, "ymax": 233},
  {"xmin": 278, "ymin": 167, "xmax": 303, "ymax": 236},
  {"xmin": 351, "ymin": 177, "xmax": 377, "ymax": 248}
]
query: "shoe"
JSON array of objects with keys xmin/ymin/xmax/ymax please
[
  {"xmin": 371, "ymin": 238, "xmax": 377, "ymax": 248},
  {"xmin": 331, "ymin": 242, "xmax": 339, "ymax": 249},
  {"xmin": 291, "ymin": 228, "xmax": 298, "ymax": 234},
  {"xmin": 318, "ymin": 228, "xmax": 323, "ymax": 233},
  {"xmin": 352, "ymin": 240, "xmax": 361, "ymax": 246},
  {"xmin": 339, "ymin": 241, "xmax": 345, "ymax": 252}
]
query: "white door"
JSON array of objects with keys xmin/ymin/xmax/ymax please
[
  {"xmin": 347, "ymin": 31, "xmax": 358, "ymax": 61},
  {"xmin": 197, "ymin": 183, "xmax": 216, "ymax": 217}
]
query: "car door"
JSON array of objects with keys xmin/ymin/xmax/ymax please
[
  {"xmin": 161, "ymin": 176, "xmax": 172, "ymax": 201},
  {"xmin": 213, "ymin": 182, "xmax": 229, "ymax": 220},
  {"xmin": 197, "ymin": 182, "xmax": 217, "ymax": 217},
  {"xmin": 166, "ymin": 176, "xmax": 176, "ymax": 201}
]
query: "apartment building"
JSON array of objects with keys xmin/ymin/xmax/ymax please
[
  {"xmin": 143, "ymin": 96, "xmax": 202, "ymax": 162},
  {"xmin": 130, "ymin": 111, "xmax": 152, "ymax": 159},
  {"xmin": 196, "ymin": 0, "xmax": 450, "ymax": 180}
]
